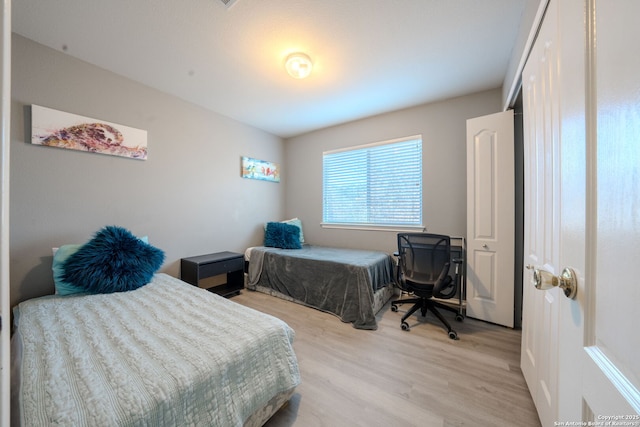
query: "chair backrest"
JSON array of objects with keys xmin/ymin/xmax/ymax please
[{"xmin": 397, "ymin": 233, "xmax": 451, "ymax": 285}]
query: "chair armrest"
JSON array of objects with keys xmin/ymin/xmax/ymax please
[{"xmin": 452, "ymin": 257, "xmax": 463, "ymax": 264}]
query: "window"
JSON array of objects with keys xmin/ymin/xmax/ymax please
[{"xmin": 322, "ymin": 135, "xmax": 422, "ymax": 228}]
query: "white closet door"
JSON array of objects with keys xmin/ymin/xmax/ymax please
[
  {"xmin": 466, "ymin": 110, "xmax": 515, "ymax": 328},
  {"xmin": 520, "ymin": 3, "xmax": 561, "ymax": 424},
  {"xmin": 521, "ymin": 0, "xmax": 640, "ymax": 422}
]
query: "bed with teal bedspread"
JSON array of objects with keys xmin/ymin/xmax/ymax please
[{"xmin": 11, "ymin": 273, "xmax": 300, "ymax": 427}]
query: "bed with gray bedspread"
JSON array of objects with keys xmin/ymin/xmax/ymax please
[{"xmin": 246, "ymin": 245, "xmax": 396, "ymax": 330}]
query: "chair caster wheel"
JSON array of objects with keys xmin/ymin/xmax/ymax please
[
  {"xmin": 401, "ymin": 322, "xmax": 410, "ymax": 331},
  {"xmin": 391, "ymin": 305, "xmax": 398, "ymax": 312},
  {"xmin": 455, "ymin": 314, "xmax": 464, "ymax": 322},
  {"xmin": 448, "ymin": 331, "xmax": 458, "ymax": 340}
]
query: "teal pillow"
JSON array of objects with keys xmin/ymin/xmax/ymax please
[
  {"xmin": 53, "ymin": 234, "xmax": 151, "ymax": 296},
  {"xmin": 62, "ymin": 226, "xmax": 164, "ymax": 294},
  {"xmin": 264, "ymin": 222, "xmax": 302, "ymax": 249},
  {"xmin": 282, "ymin": 218, "xmax": 304, "ymax": 243},
  {"xmin": 264, "ymin": 218, "xmax": 304, "ymax": 244}
]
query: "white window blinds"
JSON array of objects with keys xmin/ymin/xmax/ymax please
[{"xmin": 322, "ymin": 136, "xmax": 422, "ymax": 227}]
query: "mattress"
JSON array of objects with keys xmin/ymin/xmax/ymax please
[{"xmin": 11, "ymin": 273, "xmax": 300, "ymax": 427}]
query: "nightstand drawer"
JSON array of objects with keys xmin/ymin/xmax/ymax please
[{"xmin": 199, "ymin": 257, "xmax": 244, "ymax": 277}]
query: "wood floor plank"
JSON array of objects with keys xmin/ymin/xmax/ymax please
[{"xmin": 231, "ymin": 290, "xmax": 541, "ymax": 427}]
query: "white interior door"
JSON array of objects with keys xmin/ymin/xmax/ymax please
[
  {"xmin": 466, "ymin": 110, "xmax": 515, "ymax": 327},
  {"xmin": 579, "ymin": 0, "xmax": 640, "ymax": 418},
  {"xmin": 522, "ymin": 0, "xmax": 640, "ymax": 423}
]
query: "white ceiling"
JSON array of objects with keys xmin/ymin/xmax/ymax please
[{"xmin": 12, "ymin": 0, "xmax": 527, "ymax": 138}]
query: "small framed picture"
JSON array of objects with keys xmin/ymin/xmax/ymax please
[{"xmin": 241, "ymin": 156, "xmax": 280, "ymax": 182}]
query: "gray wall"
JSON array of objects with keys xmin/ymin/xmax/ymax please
[
  {"xmin": 10, "ymin": 35, "xmax": 506, "ymax": 307},
  {"xmin": 284, "ymin": 89, "xmax": 502, "ymax": 255},
  {"xmin": 10, "ymin": 35, "xmax": 285, "ymax": 306}
]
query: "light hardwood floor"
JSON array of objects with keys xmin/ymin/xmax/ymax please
[{"xmin": 232, "ymin": 290, "xmax": 541, "ymax": 427}]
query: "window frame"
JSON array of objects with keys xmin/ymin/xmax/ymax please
[{"xmin": 321, "ymin": 135, "xmax": 425, "ymax": 232}]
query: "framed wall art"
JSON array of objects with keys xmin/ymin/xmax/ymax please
[
  {"xmin": 241, "ymin": 156, "xmax": 280, "ymax": 182},
  {"xmin": 31, "ymin": 104, "xmax": 148, "ymax": 160}
]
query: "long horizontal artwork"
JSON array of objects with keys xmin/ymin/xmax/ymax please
[
  {"xmin": 241, "ymin": 156, "xmax": 280, "ymax": 182},
  {"xmin": 31, "ymin": 105, "xmax": 148, "ymax": 160}
]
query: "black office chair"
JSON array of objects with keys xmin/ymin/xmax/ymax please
[{"xmin": 391, "ymin": 233, "xmax": 464, "ymax": 339}]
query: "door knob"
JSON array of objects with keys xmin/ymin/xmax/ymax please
[{"xmin": 525, "ymin": 265, "xmax": 578, "ymax": 299}]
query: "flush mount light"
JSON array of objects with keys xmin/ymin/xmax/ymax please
[{"xmin": 285, "ymin": 53, "xmax": 313, "ymax": 79}]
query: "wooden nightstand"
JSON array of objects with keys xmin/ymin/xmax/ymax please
[{"xmin": 180, "ymin": 251, "xmax": 244, "ymax": 297}]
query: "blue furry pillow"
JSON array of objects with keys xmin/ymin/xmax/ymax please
[
  {"xmin": 264, "ymin": 222, "xmax": 302, "ymax": 249},
  {"xmin": 62, "ymin": 226, "xmax": 165, "ymax": 294}
]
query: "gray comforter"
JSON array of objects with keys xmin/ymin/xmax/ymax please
[{"xmin": 247, "ymin": 245, "xmax": 395, "ymax": 329}]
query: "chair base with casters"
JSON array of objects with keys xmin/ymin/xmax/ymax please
[{"xmin": 391, "ymin": 295, "xmax": 464, "ymax": 339}]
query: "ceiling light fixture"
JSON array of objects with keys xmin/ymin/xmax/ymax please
[{"xmin": 285, "ymin": 53, "xmax": 313, "ymax": 79}]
